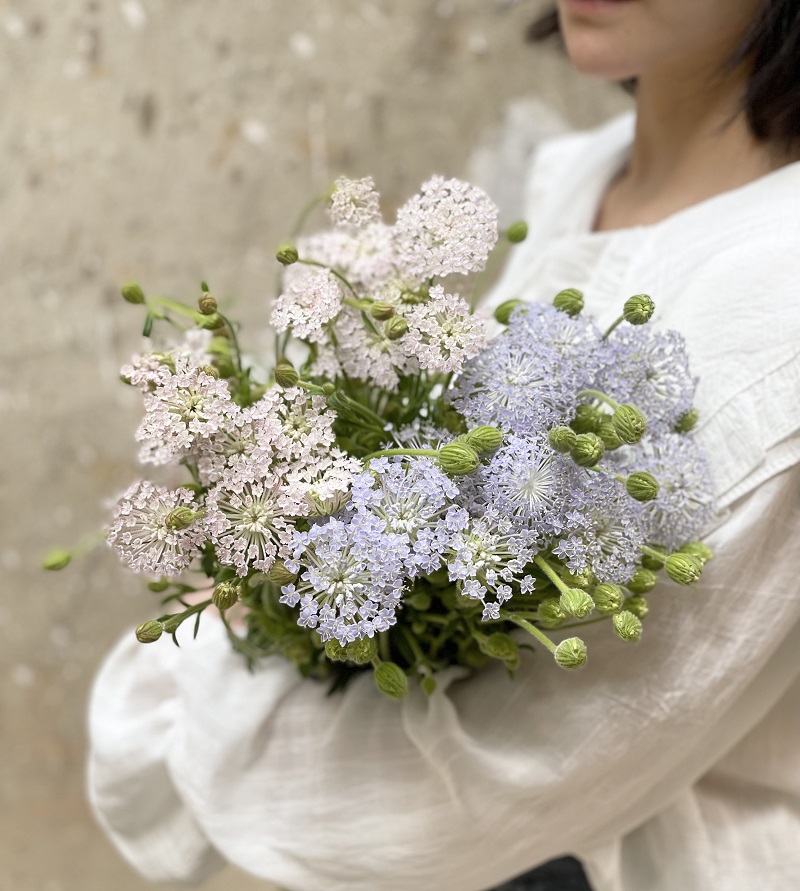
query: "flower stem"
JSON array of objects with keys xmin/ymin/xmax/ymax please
[
  {"xmin": 362, "ymin": 447, "xmax": 439, "ymax": 462},
  {"xmin": 533, "ymin": 555, "xmax": 571, "ymax": 595},
  {"xmin": 500, "ymin": 612, "xmax": 556, "ymax": 654},
  {"xmin": 603, "ymin": 315, "xmax": 625, "ymax": 339},
  {"xmin": 577, "ymin": 388, "xmax": 620, "ymax": 410}
]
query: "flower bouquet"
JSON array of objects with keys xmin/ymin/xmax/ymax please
[{"xmin": 52, "ymin": 175, "xmax": 715, "ymax": 698}]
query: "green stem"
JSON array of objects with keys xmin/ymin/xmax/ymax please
[
  {"xmin": 147, "ymin": 296, "xmax": 204, "ymax": 323},
  {"xmin": 290, "ymin": 191, "xmax": 330, "ymax": 238},
  {"xmin": 378, "ymin": 632, "xmax": 391, "ymax": 662},
  {"xmin": 577, "ymin": 388, "xmax": 620, "ymax": 410},
  {"xmin": 216, "ymin": 312, "xmax": 243, "ymax": 376},
  {"xmin": 399, "ymin": 625, "xmax": 429, "ymax": 669},
  {"xmin": 362, "ymin": 447, "xmax": 439, "ymax": 462},
  {"xmin": 501, "ymin": 612, "xmax": 556, "ymax": 654},
  {"xmin": 641, "ymin": 545, "xmax": 668, "ymax": 564},
  {"xmin": 533, "ymin": 555, "xmax": 571, "ymax": 595},
  {"xmin": 603, "ymin": 315, "xmax": 625, "ymax": 339}
]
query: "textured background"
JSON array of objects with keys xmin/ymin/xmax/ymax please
[{"xmin": 0, "ymin": 1, "xmax": 627, "ymax": 888}]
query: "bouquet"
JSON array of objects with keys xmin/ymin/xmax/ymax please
[{"xmin": 50, "ymin": 175, "xmax": 715, "ymax": 698}]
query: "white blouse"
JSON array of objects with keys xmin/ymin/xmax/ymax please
[{"xmin": 88, "ymin": 113, "xmax": 800, "ymax": 891}]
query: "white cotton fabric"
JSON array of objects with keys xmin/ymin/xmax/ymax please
[{"xmin": 88, "ymin": 113, "xmax": 800, "ymax": 891}]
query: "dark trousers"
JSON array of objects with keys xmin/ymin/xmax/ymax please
[{"xmin": 490, "ymin": 856, "xmax": 593, "ymax": 891}]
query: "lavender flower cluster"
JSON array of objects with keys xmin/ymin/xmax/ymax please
[{"xmin": 94, "ymin": 177, "xmax": 715, "ymax": 696}]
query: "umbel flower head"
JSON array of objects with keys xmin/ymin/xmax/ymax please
[{"xmin": 328, "ymin": 176, "xmax": 382, "ymax": 231}]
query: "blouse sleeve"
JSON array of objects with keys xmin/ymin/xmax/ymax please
[{"xmin": 88, "ymin": 456, "xmax": 800, "ymax": 890}]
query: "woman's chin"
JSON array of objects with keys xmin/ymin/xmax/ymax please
[{"xmin": 562, "ymin": 36, "xmax": 640, "ymax": 81}]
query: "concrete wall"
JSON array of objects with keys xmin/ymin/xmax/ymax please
[{"xmin": 1, "ymin": 1, "xmax": 628, "ymax": 887}]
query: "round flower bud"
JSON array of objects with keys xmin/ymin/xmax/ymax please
[
  {"xmin": 276, "ymin": 245, "xmax": 299, "ymax": 266},
  {"xmin": 674, "ymin": 407, "xmax": 699, "ymax": 433},
  {"xmin": 548, "ymin": 425, "xmax": 577, "ymax": 453},
  {"xmin": 559, "ymin": 587, "xmax": 595, "ymax": 619},
  {"xmin": 199, "ymin": 313, "xmax": 225, "ymax": 330},
  {"xmin": 592, "ymin": 582, "xmax": 624, "ymax": 613},
  {"xmin": 374, "ymin": 661, "xmax": 409, "ymax": 699},
  {"xmin": 665, "ymin": 553, "xmax": 703, "ymax": 585},
  {"xmin": 612, "ymin": 404, "xmax": 647, "ymax": 444},
  {"xmin": 505, "ymin": 221, "xmax": 529, "ymax": 244},
  {"xmin": 437, "ymin": 442, "xmax": 480, "ymax": 476},
  {"xmin": 626, "ymin": 568, "xmax": 658, "ymax": 594},
  {"xmin": 561, "ymin": 568, "xmax": 593, "ymax": 588},
  {"xmin": 623, "ymin": 293, "xmax": 655, "ymax": 325},
  {"xmin": 678, "ymin": 541, "xmax": 714, "ymax": 565},
  {"xmin": 267, "ymin": 560, "xmax": 298, "ymax": 587},
  {"xmin": 421, "ymin": 675, "xmax": 437, "ymax": 696},
  {"xmin": 553, "ymin": 287, "xmax": 584, "ymax": 317},
  {"xmin": 135, "ymin": 620, "xmax": 164, "ymax": 644},
  {"xmin": 165, "ymin": 506, "xmax": 197, "ymax": 531},
  {"xmin": 121, "ymin": 283, "xmax": 145, "ymax": 304},
  {"xmin": 147, "ymin": 578, "xmax": 170, "ymax": 593},
  {"xmin": 479, "ymin": 633, "xmax": 519, "ymax": 663},
  {"xmin": 571, "ymin": 404, "xmax": 603, "ymax": 434},
  {"xmin": 369, "ymin": 301, "xmax": 395, "ymax": 320},
  {"xmin": 613, "ymin": 610, "xmax": 643, "ymax": 641},
  {"xmin": 384, "ymin": 316, "xmax": 408, "ymax": 341},
  {"xmin": 554, "ymin": 637, "xmax": 587, "ymax": 670},
  {"xmin": 212, "ymin": 581, "xmax": 240, "ymax": 612},
  {"xmin": 626, "ymin": 471, "xmax": 660, "ymax": 502},
  {"xmin": 464, "ymin": 425, "xmax": 503, "ymax": 455},
  {"xmin": 641, "ymin": 546, "xmax": 667, "ymax": 571},
  {"xmin": 326, "ymin": 637, "xmax": 378, "ymax": 665},
  {"xmin": 274, "ymin": 359, "xmax": 299, "ymax": 389},
  {"xmin": 623, "ymin": 595, "xmax": 649, "ymax": 619},
  {"xmin": 537, "ymin": 597, "xmax": 567, "ymax": 628},
  {"xmin": 198, "ymin": 294, "xmax": 218, "ymax": 315},
  {"xmin": 42, "ymin": 548, "xmax": 72, "ymax": 571},
  {"xmin": 493, "ymin": 299, "xmax": 524, "ymax": 325},
  {"xmin": 571, "ymin": 432, "xmax": 605, "ymax": 468},
  {"xmin": 407, "ymin": 591, "xmax": 432, "ymax": 611},
  {"xmin": 597, "ymin": 419, "xmax": 623, "ymax": 450},
  {"xmin": 324, "ymin": 639, "xmax": 349, "ymax": 663}
]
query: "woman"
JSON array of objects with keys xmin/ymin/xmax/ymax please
[{"xmin": 89, "ymin": 2, "xmax": 800, "ymax": 889}]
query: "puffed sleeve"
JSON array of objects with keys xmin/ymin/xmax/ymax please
[{"xmin": 88, "ymin": 451, "xmax": 800, "ymax": 890}]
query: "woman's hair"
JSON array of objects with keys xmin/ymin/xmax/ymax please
[{"xmin": 527, "ymin": 1, "xmax": 800, "ymax": 151}]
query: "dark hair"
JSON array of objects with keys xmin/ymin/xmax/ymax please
[{"xmin": 527, "ymin": 1, "xmax": 800, "ymax": 151}]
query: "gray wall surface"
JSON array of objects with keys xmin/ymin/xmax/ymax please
[{"xmin": 1, "ymin": 1, "xmax": 628, "ymax": 887}]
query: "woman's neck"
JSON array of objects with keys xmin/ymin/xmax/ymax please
[{"xmin": 594, "ymin": 63, "xmax": 795, "ymax": 232}]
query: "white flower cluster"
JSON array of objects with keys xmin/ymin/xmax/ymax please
[
  {"xmin": 270, "ymin": 175, "xmax": 495, "ymax": 391},
  {"xmin": 110, "ymin": 338, "xmax": 360, "ymax": 578}
]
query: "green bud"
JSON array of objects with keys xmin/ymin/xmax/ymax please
[
  {"xmin": 274, "ymin": 359, "xmax": 299, "ymax": 388},
  {"xmin": 135, "ymin": 620, "xmax": 164, "ymax": 643},
  {"xmin": 571, "ymin": 432, "xmax": 605, "ymax": 467},
  {"xmin": 548, "ymin": 425, "xmax": 577, "ymax": 453},
  {"xmin": 623, "ymin": 293, "xmax": 655, "ymax": 325},
  {"xmin": 199, "ymin": 313, "xmax": 225, "ymax": 330},
  {"xmin": 325, "ymin": 637, "xmax": 377, "ymax": 665},
  {"xmin": 437, "ymin": 442, "xmax": 480, "ymax": 476},
  {"xmin": 493, "ymin": 299, "xmax": 524, "ymax": 325},
  {"xmin": 266, "ymin": 560, "xmax": 298, "ymax": 587},
  {"xmin": 559, "ymin": 587, "xmax": 595, "ymax": 619},
  {"xmin": 553, "ymin": 287, "xmax": 584, "ymax": 317},
  {"xmin": 464, "ymin": 425, "xmax": 503, "ymax": 455},
  {"xmin": 384, "ymin": 316, "xmax": 408, "ymax": 341},
  {"xmin": 623, "ymin": 595, "xmax": 649, "ymax": 619},
  {"xmin": 674, "ymin": 407, "xmax": 699, "ymax": 433},
  {"xmin": 198, "ymin": 294, "xmax": 218, "ymax": 315},
  {"xmin": 42, "ymin": 549, "xmax": 72, "ymax": 571},
  {"xmin": 276, "ymin": 245, "xmax": 299, "ymax": 266},
  {"xmin": 665, "ymin": 553, "xmax": 703, "ymax": 585},
  {"xmin": 121, "ymin": 283, "xmax": 145, "ymax": 304},
  {"xmin": 421, "ymin": 675, "xmax": 437, "ymax": 696},
  {"xmin": 212, "ymin": 581, "xmax": 240, "ymax": 611},
  {"xmin": 592, "ymin": 582, "xmax": 624, "ymax": 613},
  {"xmin": 147, "ymin": 578, "xmax": 170, "ymax": 592},
  {"xmin": 478, "ymin": 632, "xmax": 519, "ymax": 663},
  {"xmin": 678, "ymin": 541, "xmax": 714, "ymax": 566},
  {"xmin": 613, "ymin": 610, "xmax": 643, "ymax": 641},
  {"xmin": 161, "ymin": 614, "xmax": 183, "ymax": 635},
  {"xmin": 626, "ymin": 568, "xmax": 658, "ymax": 594},
  {"xmin": 554, "ymin": 637, "xmax": 587, "ymax": 670},
  {"xmin": 505, "ymin": 221, "xmax": 528, "ymax": 244},
  {"xmin": 164, "ymin": 507, "xmax": 197, "ymax": 531},
  {"xmin": 597, "ymin": 419, "xmax": 623, "ymax": 450},
  {"xmin": 407, "ymin": 591, "xmax": 432, "ymax": 611},
  {"xmin": 626, "ymin": 471, "xmax": 660, "ymax": 502},
  {"xmin": 561, "ymin": 568, "xmax": 593, "ymax": 588},
  {"xmin": 571, "ymin": 404, "xmax": 603, "ymax": 434},
  {"xmin": 374, "ymin": 661, "xmax": 408, "ymax": 699},
  {"xmin": 411, "ymin": 620, "xmax": 427, "ymax": 636},
  {"xmin": 369, "ymin": 301, "xmax": 395, "ymax": 320},
  {"xmin": 536, "ymin": 597, "xmax": 566, "ymax": 628},
  {"xmin": 612, "ymin": 404, "xmax": 647, "ymax": 444},
  {"xmin": 322, "ymin": 382, "xmax": 336, "ymax": 396}
]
